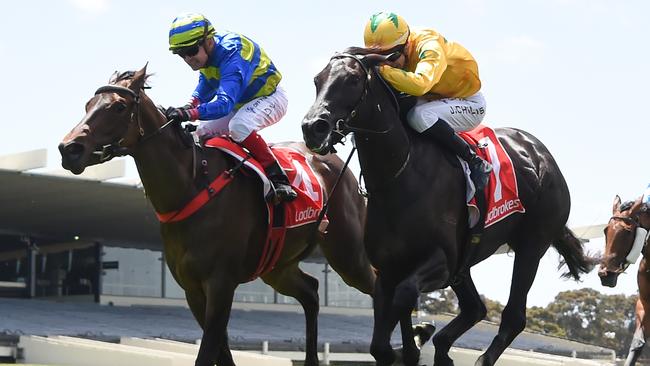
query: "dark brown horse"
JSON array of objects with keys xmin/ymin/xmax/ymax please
[
  {"xmin": 301, "ymin": 50, "xmax": 595, "ymax": 366},
  {"xmin": 599, "ymin": 196, "xmax": 650, "ymax": 366},
  {"xmin": 58, "ymin": 65, "xmax": 377, "ymax": 366}
]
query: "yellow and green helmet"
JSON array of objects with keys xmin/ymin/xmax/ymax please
[
  {"xmin": 168, "ymin": 13, "xmax": 216, "ymax": 51},
  {"xmin": 363, "ymin": 12, "xmax": 410, "ymax": 51}
]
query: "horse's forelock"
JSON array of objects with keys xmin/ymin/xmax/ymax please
[
  {"xmin": 619, "ymin": 200, "xmax": 635, "ymax": 212},
  {"xmin": 109, "ymin": 70, "xmax": 152, "ymax": 87}
]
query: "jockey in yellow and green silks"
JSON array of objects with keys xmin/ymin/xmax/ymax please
[
  {"xmin": 364, "ymin": 12, "xmax": 492, "ymax": 191},
  {"xmin": 167, "ymin": 13, "xmax": 296, "ymax": 203}
]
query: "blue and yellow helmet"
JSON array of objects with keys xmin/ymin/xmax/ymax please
[
  {"xmin": 363, "ymin": 12, "xmax": 410, "ymax": 51},
  {"xmin": 168, "ymin": 13, "xmax": 216, "ymax": 51}
]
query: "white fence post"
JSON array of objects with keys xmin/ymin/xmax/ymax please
[{"xmin": 323, "ymin": 342, "xmax": 330, "ymax": 365}]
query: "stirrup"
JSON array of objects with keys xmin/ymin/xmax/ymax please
[
  {"xmin": 266, "ymin": 183, "xmax": 297, "ymax": 204},
  {"xmin": 470, "ymin": 160, "xmax": 492, "ymax": 190}
]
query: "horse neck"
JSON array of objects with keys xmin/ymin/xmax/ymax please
[
  {"xmin": 130, "ymin": 96, "xmax": 228, "ymax": 213},
  {"xmin": 352, "ymin": 84, "xmax": 411, "ymax": 193}
]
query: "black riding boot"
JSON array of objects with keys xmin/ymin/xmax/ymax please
[
  {"xmin": 422, "ymin": 120, "xmax": 493, "ymax": 190},
  {"xmin": 265, "ymin": 161, "xmax": 298, "ymax": 203}
]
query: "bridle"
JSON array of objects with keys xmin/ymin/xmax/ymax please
[
  {"xmin": 329, "ymin": 53, "xmax": 398, "ymax": 137},
  {"xmin": 92, "ymin": 85, "xmax": 177, "ymax": 162},
  {"xmin": 609, "ymin": 214, "xmax": 639, "ymax": 227},
  {"xmin": 326, "ymin": 53, "xmax": 410, "ymax": 180},
  {"xmin": 606, "ymin": 213, "xmax": 647, "ymax": 273}
]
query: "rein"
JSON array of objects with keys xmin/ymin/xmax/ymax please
[{"xmin": 93, "ymin": 85, "xmax": 177, "ymax": 161}]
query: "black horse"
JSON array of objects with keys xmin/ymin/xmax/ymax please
[{"xmin": 301, "ymin": 49, "xmax": 595, "ymax": 366}]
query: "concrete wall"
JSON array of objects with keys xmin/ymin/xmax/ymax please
[{"xmin": 18, "ymin": 335, "xmax": 291, "ymax": 366}]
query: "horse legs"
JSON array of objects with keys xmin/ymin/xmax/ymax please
[
  {"xmin": 394, "ymin": 277, "xmax": 421, "ymax": 366},
  {"xmin": 370, "ymin": 273, "xmax": 425, "ymax": 366},
  {"xmin": 625, "ymin": 298, "xmax": 649, "ymax": 366},
  {"xmin": 319, "ymin": 223, "xmax": 377, "ymax": 295},
  {"xmin": 396, "ymin": 314, "xmax": 415, "ymax": 365},
  {"xmin": 193, "ymin": 277, "xmax": 237, "ymax": 366},
  {"xmin": 263, "ymin": 264, "xmax": 320, "ymax": 366},
  {"xmin": 475, "ymin": 248, "xmax": 544, "ymax": 366},
  {"xmin": 370, "ymin": 275, "xmax": 399, "ymax": 366},
  {"xmin": 432, "ymin": 275, "xmax": 486, "ymax": 366}
]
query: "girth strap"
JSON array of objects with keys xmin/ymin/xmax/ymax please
[{"xmin": 156, "ymin": 170, "xmax": 236, "ymax": 223}]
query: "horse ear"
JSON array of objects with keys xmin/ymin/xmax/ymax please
[
  {"xmin": 612, "ymin": 195, "xmax": 622, "ymax": 214},
  {"xmin": 630, "ymin": 196, "xmax": 644, "ymax": 215},
  {"xmin": 108, "ymin": 70, "xmax": 119, "ymax": 84},
  {"xmin": 129, "ymin": 62, "xmax": 149, "ymax": 93},
  {"xmin": 361, "ymin": 53, "xmax": 390, "ymax": 67}
]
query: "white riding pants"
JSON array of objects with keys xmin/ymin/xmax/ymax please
[
  {"xmin": 196, "ymin": 86, "xmax": 288, "ymax": 142},
  {"xmin": 407, "ymin": 91, "xmax": 486, "ymax": 133}
]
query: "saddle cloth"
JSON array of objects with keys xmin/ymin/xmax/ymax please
[
  {"xmin": 459, "ymin": 125, "xmax": 525, "ymax": 228},
  {"xmin": 205, "ymin": 137, "xmax": 328, "ymax": 279},
  {"xmin": 205, "ymin": 137, "xmax": 327, "ymax": 228}
]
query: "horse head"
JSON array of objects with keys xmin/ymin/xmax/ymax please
[
  {"xmin": 599, "ymin": 195, "xmax": 650, "ymax": 287},
  {"xmin": 301, "ymin": 48, "xmax": 399, "ymax": 155},
  {"xmin": 59, "ymin": 64, "xmax": 162, "ymax": 174}
]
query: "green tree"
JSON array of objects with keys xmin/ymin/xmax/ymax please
[
  {"xmin": 544, "ymin": 288, "xmax": 636, "ymax": 354},
  {"xmin": 420, "ymin": 287, "xmax": 638, "ymax": 357},
  {"xmin": 421, "ymin": 289, "xmax": 458, "ymax": 314},
  {"xmin": 526, "ymin": 306, "xmax": 566, "ymax": 337},
  {"xmin": 480, "ymin": 295, "xmax": 504, "ymax": 323}
]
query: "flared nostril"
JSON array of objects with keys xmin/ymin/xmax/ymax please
[{"xmin": 313, "ymin": 120, "xmax": 331, "ymax": 136}]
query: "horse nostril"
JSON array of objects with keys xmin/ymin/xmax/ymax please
[
  {"xmin": 313, "ymin": 120, "xmax": 331, "ymax": 136},
  {"xmin": 62, "ymin": 142, "xmax": 85, "ymax": 159}
]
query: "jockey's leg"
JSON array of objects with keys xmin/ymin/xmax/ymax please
[
  {"xmin": 406, "ymin": 92, "xmax": 491, "ymax": 190},
  {"xmin": 240, "ymin": 131, "xmax": 297, "ymax": 203},
  {"xmin": 421, "ymin": 119, "xmax": 492, "ymax": 190},
  {"xmin": 230, "ymin": 86, "xmax": 296, "ymax": 203}
]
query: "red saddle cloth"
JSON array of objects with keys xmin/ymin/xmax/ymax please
[
  {"xmin": 459, "ymin": 125, "xmax": 525, "ymax": 228},
  {"xmin": 205, "ymin": 137, "xmax": 326, "ymax": 279}
]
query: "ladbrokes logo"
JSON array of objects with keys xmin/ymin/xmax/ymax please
[
  {"xmin": 295, "ymin": 207, "xmax": 320, "ymax": 223},
  {"xmin": 486, "ymin": 199, "xmax": 522, "ymax": 223}
]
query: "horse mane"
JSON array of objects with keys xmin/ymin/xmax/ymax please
[{"xmin": 343, "ymin": 44, "xmax": 408, "ymax": 56}]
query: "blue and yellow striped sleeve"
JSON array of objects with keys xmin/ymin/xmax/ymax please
[
  {"xmin": 192, "ymin": 32, "xmax": 282, "ymax": 120},
  {"xmin": 192, "ymin": 73, "xmax": 216, "ymax": 104}
]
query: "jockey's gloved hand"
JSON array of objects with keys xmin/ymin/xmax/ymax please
[{"xmin": 165, "ymin": 106, "xmax": 197, "ymax": 123}]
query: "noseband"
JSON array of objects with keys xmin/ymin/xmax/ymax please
[{"xmin": 92, "ymin": 85, "xmax": 176, "ymax": 161}]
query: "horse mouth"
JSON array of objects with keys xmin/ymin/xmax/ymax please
[
  {"xmin": 303, "ymin": 133, "xmax": 331, "ymax": 155},
  {"xmin": 598, "ymin": 269, "xmax": 619, "ymax": 288},
  {"xmin": 302, "ymin": 118, "xmax": 334, "ymax": 155},
  {"xmin": 59, "ymin": 141, "xmax": 89, "ymax": 175},
  {"xmin": 309, "ymin": 141, "xmax": 331, "ymax": 155}
]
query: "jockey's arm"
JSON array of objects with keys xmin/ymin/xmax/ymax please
[
  {"xmin": 192, "ymin": 73, "xmax": 216, "ymax": 107},
  {"xmin": 195, "ymin": 56, "xmax": 252, "ymax": 120},
  {"xmin": 378, "ymin": 40, "xmax": 447, "ymax": 96}
]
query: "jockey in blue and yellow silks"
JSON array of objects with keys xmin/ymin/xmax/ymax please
[
  {"xmin": 166, "ymin": 12, "xmax": 296, "ymax": 203},
  {"xmin": 364, "ymin": 12, "xmax": 492, "ymax": 191}
]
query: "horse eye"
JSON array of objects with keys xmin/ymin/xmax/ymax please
[{"xmin": 115, "ymin": 103, "xmax": 127, "ymax": 112}]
